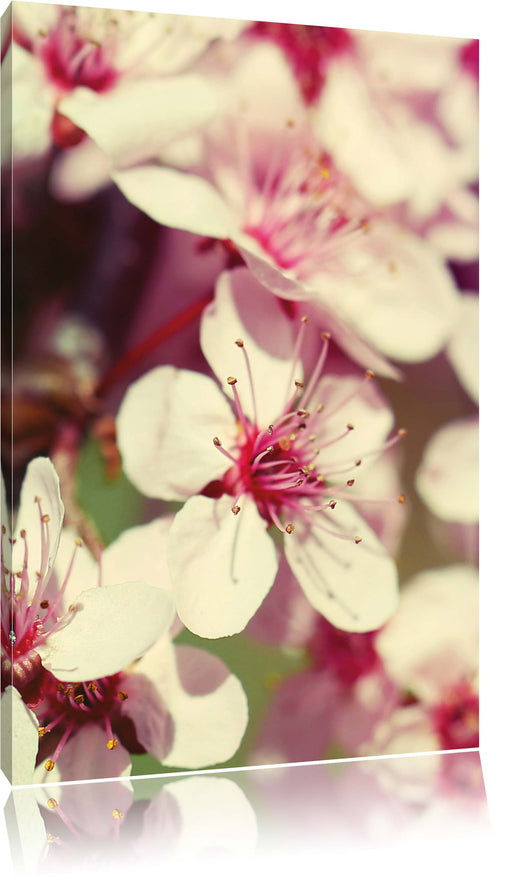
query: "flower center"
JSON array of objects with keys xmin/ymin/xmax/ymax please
[
  {"xmin": 431, "ymin": 681, "xmax": 479, "ymax": 750},
  {"xmin": 212, "ymin": 325, "xmax": 405, "ymax": 541},
  {"xmin": 1, "ymin": 500, "xmax": 83, "ymax": 703},
  {"xmin": 37, "ymin": 671, "xmax": 133, "ymax": 772},
  {"xmin": 308, "ymin": 618, "xmax": 380, "ymax": 686},
  {"xmin": 247, "ymin": 22, "xmax": 353, "ymax": 104},
  {"xmin": 35, "ymin": 8, "xmax": 119, "ymax": 94},
  {"xmin": 240, "ymin": 135, "xmax": 369, "ymax": 280}
]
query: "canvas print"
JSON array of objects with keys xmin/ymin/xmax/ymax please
[{"xmin": 1, "ymin": 3, "xmax": 479, "ymax": 788}]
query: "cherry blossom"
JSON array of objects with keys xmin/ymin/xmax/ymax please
[
  {"xmin": 117, "ymin": 269, "xmax": 402, "ymax": 638},
  {"xmin": 7, "ymin": 3, "xmax": 241, "ymax": 167},
  {"xmin": 112, "ymin": 43, "xmax": 460, "ymax": 374},
  {"xmin": 366, "ymin": 565, "xmax": 479, "ymax": 765}
]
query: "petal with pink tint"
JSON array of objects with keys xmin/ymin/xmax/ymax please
[
  {"xmin": 38, "ymin": 582, "xmax": 174, "ymax": 682},
  {"xmin": 117, "ymin": 366, "xmax": 235, "ymax": 501},
  {"xmin": 1, "ymin": 686, "xmax": 39, "ymax": 785},
  {"xmin": 49, "ymin": 138, "xmax": 112, "ymax": 202},
  {"xmin": 311, "ymin": 374, "xmax": 394, "ymax": 476},
  {"xmin": 169, "ymin": 494, "xmax": 278, "ymax": 638},
  {"xmin": 246, "ymin": 551, "xmax": 317, "ymax": 647},
  {"xmin": 200, "ymin": 268, "xmax": 303, "ymax": 426},
  {"xmin": 315, "ymin": 224, "xmax": 459, "ymax": 362},
  {"xmin": 43, "ymin": 527, "xmax": 98, "ymax": 609},
  {"xmin": 39, "ymin": 723, "xmax": 132, "ymax": 784},
  {"xmin": 285, "ymin": 501, "xmax": 399, "ymax": 632},
  {"xmin": 251, "ymin": 670, "xmax": 338, "ymax": 765},
  {"xmin": 415, "ymin": 416, "xmax": 478, "ymax": 524},
  {"xmin": 376, "ymin": 565, "xmax": 478, "ymax": 705},
  {"xmin": 11, "ymin": 457, "xmax": 64, "ymax": 586},
  {"xmin": 120, "ymin": 667, "xmax": 175, "ymax": 763},
  {"xmin": 112, "ymin": 165, "xmax": 234, "ymax": 239},
  {"xmin": 133, "ymin": 639, "xmax": 249, "ymax": 768},
  {"xmin": 60, "ymin": 75, "xmax": 219, "ymax": 169},
  {"xmin": 447, "ymin": 294, "xmax": 479, "ymax": 404}
]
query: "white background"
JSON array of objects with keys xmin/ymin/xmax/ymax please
[{"xmin": 0, "ymin": 0, "xmax": 508, "ymax": 878}]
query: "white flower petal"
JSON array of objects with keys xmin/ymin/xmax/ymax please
[
  {"xmin": 416, "ymin": 417, "xmax": 478, "ymax": 524},
  {"xmin": 112, "ymin": 165, "xmax": 234, "ymax": 239},
  {"xmin": 169, "ymin": 495, "xmax": 278, "ymax": 638},
  {"xmin": 43, "ymin": 527, "xmax": 98, "ymax": 609},
  {"xmin": 12, "ymin": 458, "xmax": 64, "ymax": 585},
  {"xmin": 101, "ymin": 517, "xmax": 174, "ymax": 593},
  {"xmin": 376, "ymin": 564, "xmax": 479, "ymax": 703},
  {"xmin": 447, "ymin": 294, "xmax": 479, "ymax": 404},
  {"xmin": 47, "ymin": 724, "xmax": 132, "ymax": 784},
  {"xmin": 60, "ymin": 75, "xmax": 219, "ymax": 169},
  {"xmin": 9, "ymin": 44, "xmax": 54, "ymax": 161},
  {"xmin": 1, "ymin": 686, "xmax": 39, "ymax": 785},
  {"xmin": 117, "ymin": 365, "xmax": 235, "ymax": 501},
  {"xmin": 200, "ymin": 268, "xmax": 302, "ymax": 426},
  {"xmin": 38, "ymin": 582, "xmax": 174, "ymax": 681},
  {"xmin": 138, "ymin": 642, "xmax": 248, "ymax": 769},
  {"xmin": 311, "ymin": 374, "xmax": 394, "ymax": 475},
  {"xmin": 285, "ymin": 501, "xmax": 399, "ymax": 632},
  {"xmin": 49, "ymin": 138, "xmax": 113, "ymax": 202},
  {"xmin": 316, "ymin": 224, "xmax": 460, "ymax": 362}
]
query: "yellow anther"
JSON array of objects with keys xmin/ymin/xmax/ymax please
[
  {"xmin": 112, "ymin": 809, "xmax": 124, "ymax": 820},
  {"xmin": 107, "ymin": 738, "xmax": 118, "ymax": 750},
  {"xmin": 40, "ymin": 600, "xmax": 49, "ymax": 609},
  {"xmin": 347, "ymin": 479, "xmax": 355, "ymax": 487},
  {"xmin": 329, "ymin": 500, "xmax": 337, "ymax": 509},
  {"xmin": 321, "ymin": 331, "xmax": 331, "ymax": 340},
  {"xmin": 213, "ymin": 436, "xmax": 221, "ymax": 446},
  {"xmin": 354, "ymin": 536, "xmax": 362, "ymax": 545},
  {"xmin": 232, "ymin": 506, "xmax": 241, "ymax": 515},
  {"xmin": 42, "ymin": 515, "xmax": 50, "ymax": 523},
  {"xmin": 320, "ymin": 168, "xmax": 330, "ymax": 179},
  {"xmin": 38, "ymin": 727, "xmax": 46, "ymax": 737},
  {"xmin": 398, "ymin": 428, "xmax": 407, "ymax": 437},
  {"xmin": 45, "ymin": 760, "xmax": 55, "ymax": 771},
  {"xmin": 227, "ymin": 376, "xmax": 237, "ymax": 385},
  {"xmin": 317, "ymin": 403, "xmax": 324, "ymax": 412},
  {"xmin": 118, "ymin": 691, "xmax": 129, "ymax": 701},
  {"xmin": 398, "ymin": 494, "xmax": 406, "ymax": 504},
  {"xmin": 285, "ymin": 524, "xmax": 295, "ymax": 534},
  {"xmin": 47, "ymin": 798, "xmax": 58, "ymax": 810},
  {"xmin": 235, "ymin": 338, "xmax": 244, "ymax": 347},
  {"xmin": 295, "ymin": 380, "xmax": 304, "ymax": 389},
  {"xmin": 301, "ymin": 315, "xmax": 309, "ymax": 324},
  {"xmin": 365, "ymin": 369, "xmax": 375, "ymax": 379},
  {"xmin": 347, "ymin": 423, "xmax": 354, "ymax": 431},
  {"xmin": 75, "ymin": 538, "xmax": 83, "ymax": 547},
  {"xmin": 74, "ymin": 694, "xmax": 85, "ymax": 704}
]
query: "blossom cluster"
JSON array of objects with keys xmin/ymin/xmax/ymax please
[{"xmin": 1, "ymin": 3, "xmax": 478, "ymax": 785}]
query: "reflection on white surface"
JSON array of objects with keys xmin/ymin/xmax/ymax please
[{"xmin": 4, "ymin": 750, "xmax": 489, "ymax": 872}]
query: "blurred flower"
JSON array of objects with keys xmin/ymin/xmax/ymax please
[
  {"xmin": 368, "ymin": 564, "xmax": 479, "ymax": 762},
  {"xmin": 117, "ymin": 269, "xmax": 402, "ymax": 638},
  {"xmin": 6, "ymin": 3, "xmax": 239, "ymax": 173}
]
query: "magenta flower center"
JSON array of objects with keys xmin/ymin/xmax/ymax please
[
  {"xmin": 36, "ymin": 9, "xmax": 119, "ymax": 93},
  {"xmin": 248, "ymin": 22, "xmax": 353, "ymax": 104},
  {"xmin": 308, "ymin": 618, "xmax": 380, "ymax": 686},
  {"xmin": 431, "ymin": 681, "xmax": 479, "ymax": 750},
  {"xmin": 211, "ymin": 328, "xmax": 404, "ymax": 540}
]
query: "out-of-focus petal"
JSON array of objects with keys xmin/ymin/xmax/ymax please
[
  {"xmin": 117, "ymin": 365, "xmax": 235, "ymax": 501},
  {"xmin": 315, "ymin": 223, "xmax": 460, "ymax": 362},
  {"xmin": 60, "ymin": 75, "xmax": 219, "ymax": 168},
  {"xmin": 112, "ymin": 165, "xmax": 234, "ymax": 239},
  {"xmin": 38, "ymin": 582, "xmax": 174, "ymax": 681},
  {"xmin": 200, "ymin": 268, "xmax": 303, "ymax": 426},
  {"xmin": 169, "ymin": 494, "xmax": 278, "ymax": 638},
  {"xmin": 416, "ymin": 417, "xmax": 478, "ymax": 524},
  {"xmin": 49, "ymin": 138, "xmax": 112, "ymax": 202},
  {"xmin": 376, "ymin": 565, "xmax": 478, "ymax": 704},
  {"xmin": 447, "ymin": 294, "xmax": 479, "ymax": 404},
  {"xmin": 285, "ymin": 501, "xmax": 399, "ymax": 632}
]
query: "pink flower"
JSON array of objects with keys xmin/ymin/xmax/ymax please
[
  {"xmin": 7, "ymin": 3, "xmax": 236, "ymax": 168},
  {"xmin": 117, "ymin": 269, "xmax": 401, "ymax": 638},
  {"xmin": 367, "ymin": 564, "xmax": 479, "ymax": 762},
  {"xmin": 112, "ymin": 43, "xmax": 460, "ymax": 374},
  {"xmin": 1, "ymin": 458, "xmax": 174, "ymax": 709},
  {"xmin": 1, "ymin": 462, "xmax": 248, "ymax": 782}
]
